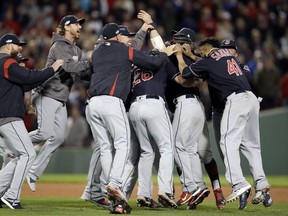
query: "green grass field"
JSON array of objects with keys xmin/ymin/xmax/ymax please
[{"xmin": 1, "ymin": 174, "xmax": 288, "ymax": 216}]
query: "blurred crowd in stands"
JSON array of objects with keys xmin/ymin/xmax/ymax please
[{"xmin": 1, "ymin": 0, "xmax": 288, "ymax": 148}]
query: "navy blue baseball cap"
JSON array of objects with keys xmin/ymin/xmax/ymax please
[
  {"xmin": 119, "ymin": 25, "xmax": 136, "ymax": 37},
  {"xmin": 0, "ymin": 33, "xmax": 26, "ymax": 47},
  {"xmin": 102, "ymin": 23, "xmax": 120, "ymax": 40},
  {"xmin": 172, "ymin": 28, "xmax": 196, "ymax": 42},
  {"xmin": 221, "ymin": 39, "xmax": 237, "ymax": 50},
  {"xmin": 60, "ymin": 15, "xmax": 85, "ymax": 28}
]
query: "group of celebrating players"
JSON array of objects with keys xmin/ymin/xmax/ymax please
[{"xmin": 0, "ymin": 9, "xmax": 272, "ymax": 214}]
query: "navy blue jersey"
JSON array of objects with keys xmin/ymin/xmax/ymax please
[
  {"xmin": 183, "ymin": 48, "xmax": 251, "ymax": 102},
  {"xmin": 240, "ymin": 63, "xmax": 254, "ymax": 89},
  {"xmin": 88, "ymin": 40, "xmax": 167, "ymax": 102},
  {"xmin": 209, "ymin": 62, "xmax": 253, "ymax": 110},
  {"xmin": 165, "ymin": 55, "xmax": 200, "ymax": 113},
  {"xmin": 0, "ymin": 54, "xmax": 54, "ymax": 119},
  {"xmin": 131, "ymin": 51, "xmax": 169, "ymax": 100}
]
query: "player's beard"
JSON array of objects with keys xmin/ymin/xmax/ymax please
[
  {"xmin": 10, "ymin": 47, "xmax": 19, "ymax": 59},
  {"xmin": 72, "ymin": 29, "xmax": 81, "ymax": 40}
]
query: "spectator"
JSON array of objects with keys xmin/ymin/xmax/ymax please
[
  {"xmin": 254, "ymin": 55, "xmax": 281, "ymax": 110},
  {"xmin": 64, "ymin": 103, "xmax": 89, "ymax": 148}
]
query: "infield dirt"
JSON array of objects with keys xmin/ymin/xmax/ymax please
[{"xmin": 22, "ymin": 183, "xmax": 288, "ymax": 203}]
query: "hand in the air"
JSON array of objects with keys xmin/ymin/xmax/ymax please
[{"xmin": 137, "ymin": 10, "xmax": 153, "ymax": 24}]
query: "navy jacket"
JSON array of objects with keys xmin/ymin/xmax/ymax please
[
  {"xmin": 0, "ymin": 53, "xmax": 54, "ymax": 119},
  {"xmin": 88, "ymin": 40, "xmax": 167, "ymax": 102}
]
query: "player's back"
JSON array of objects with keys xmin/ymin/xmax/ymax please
[{"xmin": 89, "ymin": 40, "xmax": 132, "ymax": 101}]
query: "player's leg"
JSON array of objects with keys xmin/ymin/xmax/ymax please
[
  {"xmin": 27, "ymin": 100, "xmax": 67, "ymax": 190},
  {"xmin": 81, "ymin": 142, "xmax": 110, "ymax": 207},
  {"xmin": 184, "ymin": 103, "xmax": 211, "ymax": 207},
  {"xmin": 89, "ymin": 96, "xmax": 129, "ymax": 203},
  {"xmin": 0, "ymin": 121, "xmax": 36, "ymax": 208},
  {"xmin": 198, "ymin": 121, "xmax": 225, "ymax": 208},
  {"xmin": 29, "ymin": 95, "xmax": 58, "ymax": 144},
  {"xmin": 81, "ymin": 105, "xmax": 110, "ymax": 208},
  {"xmin": 103, "ymin": 100, "xmax": 130, "ymax": 191},
  {"xmin": 27, "ymin": 95, "xmax": 64, "ymax": 188},
  {"xmin": 0, "ymin": 157, "xmax": 18, "ymax": 194},
  {"xmin": 145, "ymin": 100, "xmax": 176, "ymax": 208},
  {"xmin": 172, "ymin": 98, "xmax": 204, "ymax": 206},
  {"xmin": 241, "ymin": 93, "xmax": 271, "ymax": 207},
  {"xmin": 211, "ymin": 109, "xmax": 224, "ymax": 161},
  {"xmin": 129, "ymin": 101, "xmax": 154, "ymax": 201},
  {"xmin": 86, "ymin": 98, "xmax": 113, "ymax": 187},
  {"xmin": 0, "ymin": 138, "xmax": 14, "ymax": 169},
  {"xmin": 221, "ymin": 94, "xmax": 252, "ymax": 204},
  {"xmin": 121, "ymin": 117, "xmax": 140, "ymax": 200}
]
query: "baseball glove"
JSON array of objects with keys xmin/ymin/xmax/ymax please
[
  {"xmin": 172, "ymin": 33, "xmax": 192, "ymax": 45},
  {"xmin": 172, "ymin": 33, "xmax": 197, "ymax": 51},
  {"xmin": 109, "ymin": 201, "xmax": 132, "ymax": 214}
]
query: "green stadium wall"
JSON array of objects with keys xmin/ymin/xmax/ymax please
[{"xmin": 1, "ymin": 107, "xmax": 287, "ymax": 175}]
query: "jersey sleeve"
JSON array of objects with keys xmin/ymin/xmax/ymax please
[
  {"xmin": 166, "ymin": 60, "xmax": 180, "ymax": 80},
  {"xmin": 48, "ymin": 42, "xmax": 89, "ymax": 74},
  {"xmin": 128, "ymin": 29, "xmax": 146, "ymax": 51},
  {"xmin": 131, "ymin": 48, "xmax": 167, "ymax": 71},
  {"xmin": 3, "ymin": 58, "xmax": 54, "ymax": 85},
  {"xmin": 182, "ymin": 58, "xmax": 207, "ymax": 79}
]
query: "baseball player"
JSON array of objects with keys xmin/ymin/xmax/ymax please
[
  {"xmin": 26, "ymin": 15, "xmax": 90, "ymax": 192},
  {"xmin": 86, "ymin": 22, "xmax": 173, "ymax": 207},
  {"xmin": 208, "ymin": 39, "xmax": 266, "ymax": 209},
  {"xmin": 121, "ymin": 11, "xmax": 164, "ymax": 206},
  {"xmin": 120, "ymin": 21, "xmax": 174, "ymax": 208},
  {"xmin": 212, "ymin": 39, "xmax": 254, "ymax": 161},
  {"xmin": 81, "ymin": 11, "xmax": 155, "ymax": 208},
  {"xmin": 166, "ymin": 28, "xmax": 209, "ymax": 208},
  {"xmin": 0, "ymin": 33, "xmax": 63, "ymax": 209},
  {"xmin": 166, "ymin": 28, "xmax": 225, "ymax": 209},
  {"xmin": 128, "ymin": 51, "xmax": 178, "ymax": 209},
  {"xmin": 174, "ymin": 37, "xmax": 272, "ymax": 209},
  {"xmin": 0, "ymin": 53, "xmax": 29, "ymax": 170},
  {"xmin": 128, "ymin": 26, "xmax": 207, "ymax": 209}
]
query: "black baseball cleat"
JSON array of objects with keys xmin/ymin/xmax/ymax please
[
  {"xmin": 91, "ymin": 198, "xmax": 112, "ymax": 208},
  {"xmin": 194, "ymin": 188, "xmax": 210, "ymax": 205},
  {"xmin": 252, "ymin": 187, "xmax": 273, "ymax": 207},
  {"xmin": 262, "ymin": 192, "xmax": 273, "ymax": 207},
  {"xmin": 150, "ymin": 199, "xmax": 162, "ymax": 208},
  {"xmin": 137, "ymin": 196, "xmax": 161, "ymax": 208},
  {"xmin": 158, "ymin": 192, "xmax": 177, "ymax": 208},
  {"xmin": 1, "ymin": 197, "xmax": 24, "ymax": 209},
  {"xmin": 239, "ymin": 188, "xmax": 251, "ymax": 210},
  {"xmin": 0, "ymin": 199, "xmax": 3, "ymax": 208}
]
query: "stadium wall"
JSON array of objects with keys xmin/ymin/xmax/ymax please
[{"xmin": 1, "ymin": 108, "xmax": 287, "ymax": 175}]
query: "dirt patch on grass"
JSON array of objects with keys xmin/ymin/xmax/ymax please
[{"xmin": 22, "ymin": 182, "xmax": 288, "ymax": 203}]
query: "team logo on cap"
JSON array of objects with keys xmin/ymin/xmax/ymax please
[
  {"xmin": 116, "ymin": 30, "xmax": 120, "ymax": 34},
  {"xmin": 6, "ymin": 40, "xmax": 12, "ymax": 44},
  {"xmin": 65, "ymin": 21, "xmax": 71, "ymax": 26},
  {"xmin": 223, "ymin": 39, "xmax": 231, "ymax": 45}
]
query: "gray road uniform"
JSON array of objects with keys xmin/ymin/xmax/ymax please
[
  {"xmin": 181, "ymin": 46, "xmax": 270, "ymax": 204},
  {"xmin": 0, "ymin": 138, "xmax": 14, "ymax": 169},
  {"xmin": 27, "ymin": 33, "xmax": 90, "ymax": 184},
  {"xmin": 87, "ymin": 29, "xmax": 167, "ymax": 204},
  {"xmin": 128, "ymin": 54, "xmax": 177, "ymax": 208},
  {"xmin": 166, "ymin": 56, "xmax": 207, "ymax": 199},
  {"xmin": 81, "ymin": 29, "xmax": 147, "ymax": 204},
  {"xmin": 0, "ymin": 52, "xmax": 55, "ymax": 206}
]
